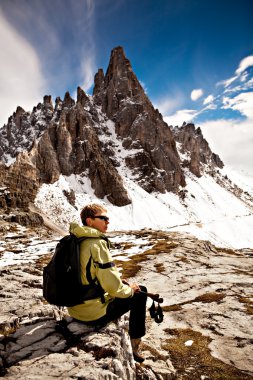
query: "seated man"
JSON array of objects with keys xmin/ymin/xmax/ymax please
[{"xmin": 68, "ymin": 203, "xmax": 147, "ymax": 362}]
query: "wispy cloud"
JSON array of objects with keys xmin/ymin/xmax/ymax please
[
  {"xmin": 0, "ymin": 9, "xmax": 46, "ymax": 126},
  {"xmin": 154, "ymin": 93, "xmax": 183, "ymax": 115},
  {"xmin": 235, "ymin": 55, "xmax": 253, "ymax": 75},
  {"xmin": 203, "ymin": 94, "xmax": 214, "ymax": 105},
  {"xmin": 164, "ymin": 109, "xmax": 199, "ymax": 127},
  {"xmin": 217, "ymin": 75, "xmax": 238, "ymax": 88},
  {"xmin": 217, "ymin": 54, "xmax": 253, "ymax": 89},
  {"xmin": 222, "ymin": 92, "xmax": 253, "ymax": 119},
  {"xmin": 140, "ymin": 81, "xmax": 148, "ymax": 94},
  {"xmin": 156, "ymin": 90, "xmax": 204, "ymax": 126},
  {"xmin": 78, "ymin": 0, "xmax": 96, "ymax": 92},
  {"xmin": 191, "ymin": 88, "xmax": 204, "ymax": 101},
  {"xmin": 0, "ymin": 0, "xmax": 97, "ymax": 112}
]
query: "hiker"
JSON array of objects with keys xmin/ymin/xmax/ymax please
[{"xmin": 67, "ymin": 203, "xmax": 148, "ymax": 363}]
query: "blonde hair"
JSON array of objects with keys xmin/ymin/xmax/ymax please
[{"xmin": 80, "ymin": 203, "xmax": 107, "ymax": 225}]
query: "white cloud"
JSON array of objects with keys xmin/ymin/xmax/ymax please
[
  {"xmin": 203, "ymin": 94, "xmax": 214, "ymax": 105},
  {"xmin": 217, "ymin": 55, "xmax": 253, "ymax": 90},
  {"xmin": 0, "ymin": 1, "xmax": 97, "ymax": 118},
  {"xmin": 154, "ymin": 94, "xmax": 183, "ymax": 115},
  {"xmin": 0, "ymin": 10, "xmax": 46, "ymax": 127},
  {"xmin": 222, "ymin": 92, "xmax": 253, "ymax": 119},
  {"xmin": 140, "ymin": 81, "xmax": 148, "ymax": 94},
  {"xmin": 217, "ymin": 75, "xmax": 238, "ymax": 88},
  {"xmin": 79, "ymin": 0, "xmax": 96, "ymax": 92},
  {"xmin": 164, "ymin": 109, "xmax": 198, "ymax": 127},
  {"xmin": 191, "ymin": 89, "xmax": 204, "ymax": 101},
  {"xmin": 235, "ymin": 55, "xmax": 253, "ymax": 75},
  {"xmin": 240, "ymin": 72, "xmax": 248, "ymax": 82},
  {"xmin": 200, "ymin": 118, "xmax": 253, "ymax": 175},
  {"xmin": 81, "ymin": 55, "xmax": 96, "ymax": 92}
]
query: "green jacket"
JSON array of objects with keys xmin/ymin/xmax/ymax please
[{"xmin": 67, "ymin": 222, "xmax": 133, "ymax": 322}]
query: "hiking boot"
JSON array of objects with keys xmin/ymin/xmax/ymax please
[{"xmin": 130, "ymin": 338, "xmax": 145, "ymax": 363}]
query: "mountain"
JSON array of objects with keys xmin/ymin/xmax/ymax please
[{"xmin": 0, "ymin": 46, "xmax": 253, "ymax": 248}]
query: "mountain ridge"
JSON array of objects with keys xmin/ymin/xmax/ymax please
[{"xmin": 0, "ymin": 46, "xmax": 253, "ymax": 248}]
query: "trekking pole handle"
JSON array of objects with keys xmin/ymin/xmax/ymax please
[{"xmin": 139, "ymin": 291, "xmax": 164, "ymax": 303}]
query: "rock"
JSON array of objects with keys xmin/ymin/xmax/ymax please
[
  {"xmin": 174, "ymin": 123, "xmax": 224, "ymax": 177},
  {"xmin": 1, "ymin": 226, "xmax": 253, "ymax": 378},
  {"xmin": 93, "ymin": 46, "xmax": 186, "ymax": 193},
  {"xmin": 0, "ymin": 85, "xmax": 131, "ymax": 208},
  {"xmin": 0, "ymin": 228, "xmax": 137, "ymax": 379},
  {"xmin": 1, "ymin": 316, "xmax": 136, "ymax": 379}
]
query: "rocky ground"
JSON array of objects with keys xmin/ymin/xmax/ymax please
[{"xmin": 0, "ymin": 221, "xmax": 253, "ymax": 379}]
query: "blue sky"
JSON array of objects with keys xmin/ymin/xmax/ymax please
[{"xmin": 0, "ymin": 0, "xmax": 253, "ymax": 173}]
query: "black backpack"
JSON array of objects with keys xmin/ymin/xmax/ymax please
[{"xmin": 43, "ymin": 234, "xmax": 104, "ymax": 307}]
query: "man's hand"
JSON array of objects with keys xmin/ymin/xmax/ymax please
[{"xmin": 130, "ymin": 283, "xmax": 141, "ymax": 293}]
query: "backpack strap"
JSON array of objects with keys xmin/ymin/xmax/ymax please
[
  {"xmin": 85, "ymin": 236, "xmax": 115, "ymax": 303},
  {"xmin": 93, "ymin": 261, "xmax": 115, "ymax": 269}
]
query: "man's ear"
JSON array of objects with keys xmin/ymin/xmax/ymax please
[{"xmin": 86, "ymin": 217, "xmax": 92, "ymax": 227}]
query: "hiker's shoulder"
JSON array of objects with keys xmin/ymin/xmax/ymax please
[{"xmin": 69, "ymin": 222, "xmax": 103, "ymax": 239}]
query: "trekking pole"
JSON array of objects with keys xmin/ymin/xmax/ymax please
[
  {"xmin": 139, "ymin": 291, "xmax": 163, "ymax": 303},
  {"xmin": 122, "ymin": 280, "xmax": 164, "ymax": 303}
]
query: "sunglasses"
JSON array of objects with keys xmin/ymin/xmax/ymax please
[{"xmin": 92, "ymin": 216, "xmax": 109, "ymax": 222}]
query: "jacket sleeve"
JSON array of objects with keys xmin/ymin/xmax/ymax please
[{"xmin": 91, "ymin": 239, "xmax": 133, "ymax": 299}]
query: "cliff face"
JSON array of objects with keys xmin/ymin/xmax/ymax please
[
  {"xmin": 174, "ymin": 123, "xmax": 224, "ymax": 177},
  {"xmin": 0, "ymin": 46, "xmax": 224, "ymax": 217},
  {"xmin": 0, "ymin": 88, "xmax": 131, "ymax": 208},
  {"xmin": 93, "ymin": 46, "xmax": 186, "ymax": 193}
]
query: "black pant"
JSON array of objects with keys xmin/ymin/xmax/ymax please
[{"xmin": 86, "ymin": 285, "xmax": 147, "ymax": 339}]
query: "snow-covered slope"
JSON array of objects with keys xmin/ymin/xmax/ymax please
[
  {"xmin": 34, "ymin": 164, "xmax": 253, "ymax": 249},
  {"xmin": 32, "ymin": 108, "xmax": 253, "ymax": 250}
]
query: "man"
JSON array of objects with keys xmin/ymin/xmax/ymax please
[{"xmin": 68, "ymin": 203, "xmax": 147, "ymax": 362}]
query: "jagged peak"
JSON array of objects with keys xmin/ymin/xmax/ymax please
[
  {"xmin": 93, "ymin": 69, "xmax": 105, "ymax": 97},
  {"xmin": 43, "ymin": 95, "xmax": 53, "ymax": 111},
  {"xmin": 77, "ymin": 86, "xmax": 89, "ymax": 107},
  {"xmin": 174, "ymin": 122, "xmax": 224, "ymax": 176},
  {"xmin": 7, "ymin": 106, "xmax": 27, "ymax": 128},
  {"xmin": 15, "ymin": 106, "xmax": 26, "ymax": 115},
  {"xmin": 105, "ymin": 46, "xmax": 132, "ymax": 77},
  {"xmin": 93, "ymin": 46, "xmax": 151, "ymax": 116},
  {"xmin": 63, "ymin": 91, "xmax": 75, "ymax": 108},
  {"xmin": 55, "ymin": 96, "xmax": 63, "ymax": 109}
]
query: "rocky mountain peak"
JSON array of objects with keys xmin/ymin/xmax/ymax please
[
  {"xmin": 174, "ymin": 123, "xmax": 224, "ymax": 177},
  {"xmin": 63, "ymin": 91, "xmax": 75, "ymax": 108},
  {"xmin": 93, "ymin": 46, "xmax": 186, "ymax": 193},
  {"xmin": 0, "ymin": 46, "xmax": 228, "ymax": 219},
  {"xmin": 77, "ymin": 86, "xmax": 90, "ymax": 107},
  {"xmin": 93, "ymin": 46, "xmax": 148, "ymax": 115},
  {"xmin": 43, "ymin": 95, "xmax": 54, "ymax": 111}
]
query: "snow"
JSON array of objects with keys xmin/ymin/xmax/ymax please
[
  {"xmin": 184, "ymin": 340, "xmax": 194, "ymax": 346},
  {"xmin": 34, "ymin": 163, "xmax": 253, "ymax": 249},
  {"xmin": 0, "ymin": 238, "xmax": 58, "ymax": 267},
  {"xmin": 221, "ymin": 166, "xmax": 253, "ymax": 196},
  {"xmin": 3, "ymin": 153, "xmax": 16, "ymax": 167}
]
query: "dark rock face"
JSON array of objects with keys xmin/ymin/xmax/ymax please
[
  {"xmin": 0, "ymin": 89, "xmax": 131, "ymax": 207},
  {"xmin": 93, "ymin": 46, "xmax": 186, "ymax": 193},
  {"xmin": 174, "ymin": 123, "xmax": 224, "ymax": 177},
  {"xmin": 36, "ymin": 91, "xmax": 131, "ymax": 206}
]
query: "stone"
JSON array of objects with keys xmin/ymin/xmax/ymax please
[
  {"xmin": 174, "ymin": 123, "xmax": 224, "ymax": 177},
  {"xmin": 1, "ymin": 225, "xmax": 253, "ymax": 378},
  {"xmin": 93, "ymin": 46, "xmax": 186, "ymax": 193}
]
